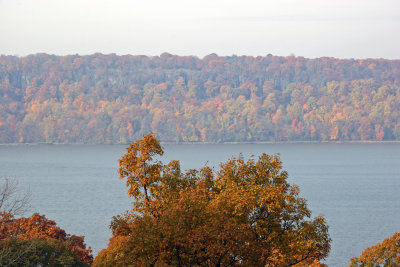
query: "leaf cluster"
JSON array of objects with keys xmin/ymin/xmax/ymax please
[
  {"xmin": 0, "ymin": 212, "xmax": 93, "ymax": 265},
  {"xmin": 350, "ymin": 232, "xmax": 400, "ymax": 267},
  {"xmin": 0, "ymin": 238, "xmax": 88, "ymax": 267}
]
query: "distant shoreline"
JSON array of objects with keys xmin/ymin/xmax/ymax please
[{"xmin": 1, "ymin": 140, "xmax": 400, "ymax": 146}]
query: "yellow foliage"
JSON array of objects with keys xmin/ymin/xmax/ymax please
[
  {"xmin": 95, "ymin": 135, "xmax": 331, "ymax": 266},
  {"xmin": 350, "ymin": 232, "xmax": 400, "ymax": 266}
]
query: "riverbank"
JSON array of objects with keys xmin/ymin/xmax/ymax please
[{"xmin": 2, "ymin": 140, "xmax": 400, "ymax": 146}]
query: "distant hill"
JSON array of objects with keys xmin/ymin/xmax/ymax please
[{"xmin": 0, "ymin": 53, "xmax": 399, "ymax": 143}]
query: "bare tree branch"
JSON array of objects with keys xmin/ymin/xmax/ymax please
[{"xmin": 0, "ymin": 176, "xmax": 30, "ymax": 216}]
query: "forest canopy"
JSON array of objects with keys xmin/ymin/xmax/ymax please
[{"xmin": 1, "ymin": 53, "xmax": 399, "ymax": 143}]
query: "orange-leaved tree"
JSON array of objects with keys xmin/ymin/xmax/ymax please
[
  {"xmin": 350, "ymin": 232, "xmax": 400, "ymax": 266},
  {"xmin": 94, "ymin": 134, "xmax": 331, "ymax": 266},
  {"xmin": 0, "ymin": 212, "xmax": 93, "ymax": 265}
]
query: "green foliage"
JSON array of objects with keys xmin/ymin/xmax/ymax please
[
  {"xmin": 1, "ymin": 54, "xmax": 400, "ymax": 143},
  {"xmin": 94, "ymin": 134, "xmax": 331, "ymax": 266},
  {"xmin": 0, "ymin": 212, "xmax": 93, "ymax": 264},
  {"xmin": 0, "ymin": 238, "xmax": 89, "ymax": 267}
]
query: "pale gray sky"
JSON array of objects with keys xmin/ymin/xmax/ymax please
[{"xmin": 1, "ymin": 0, "xmax": 399, "ymax": 59}]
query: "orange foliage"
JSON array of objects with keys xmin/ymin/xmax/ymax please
[
  {"xmin": 94, "ymin": 135, "xmax": 331, "ymax": 266},
  {"xmin": 0, "ymin": 212, "xmax": 93, "ymax": 264},
  {"xmin": 350, "ymin": 232, "xmax": 400, "ymax": 266},
  {"xmin": 1, "ymin": 54, "xmax": 400, "ymax": 143}
]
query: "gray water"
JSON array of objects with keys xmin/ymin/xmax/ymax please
[{"xmin": 0, "ymin": 143, "xmax": 399, "ymax": 266}]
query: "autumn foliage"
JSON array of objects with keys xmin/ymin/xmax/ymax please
[
  {"xmin": 0, "ymin": 238, "xmax": 88, "ymax": 266},
  {"xmin": 350, "ymin": 232, "xmax": 400, "ymax": 266},
  {"xmin": 0, "ymin": 212, "xmax": 93, "ymax": 264},
  {"xmin": 94, "ymin": 134, "xmax": 331, "ymax": 266},
  {"xmin": 1, "ymin": 53, "xmax": 400, "ymax": 144}
]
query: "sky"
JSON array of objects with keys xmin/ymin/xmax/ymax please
[{"xmin": 0, "ymin": 0, "xmax": 399, "ymax": 59}]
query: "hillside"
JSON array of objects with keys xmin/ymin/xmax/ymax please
[{"xmin": 0, "ymin": 53, "xmax": 399, "ymax": 143}]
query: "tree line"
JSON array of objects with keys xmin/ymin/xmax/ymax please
[{"xmin": 1, "ymin": 53, "xmax": 400, "ymax": 143}]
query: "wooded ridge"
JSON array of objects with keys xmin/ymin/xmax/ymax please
[{"xmin": 1, "ymin": 53, "xmax": 399, "ymax": 143}]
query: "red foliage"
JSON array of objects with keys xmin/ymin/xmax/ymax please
[{"xmin": 0, "ymin": 212, "xmax": 93, "ymax": 264}]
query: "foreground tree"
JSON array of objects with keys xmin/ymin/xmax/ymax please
[
  {"xmin": 0, "ymin": 212, "xmax": 93, "ymax": 265},
  {"xmin": 350, "ymin": 232, "xmax": 400, "ymax": 266},
  {"xmin": 94, "ymin": 134, "xmax": 331, "ymax": 266}
]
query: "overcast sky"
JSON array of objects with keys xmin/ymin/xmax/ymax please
[{"xmin": 1, "ymin": 0, "xmax": 399, "ymax": 59}]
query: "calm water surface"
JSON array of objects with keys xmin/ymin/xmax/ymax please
[{"xmin": 0, "ymin": 143, "xmax": 399, "ymax": 266}]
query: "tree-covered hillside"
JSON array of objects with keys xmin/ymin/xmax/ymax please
[{"xmin": 0, "ymin": 53, "xmax": 399, "ymax": 143}]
